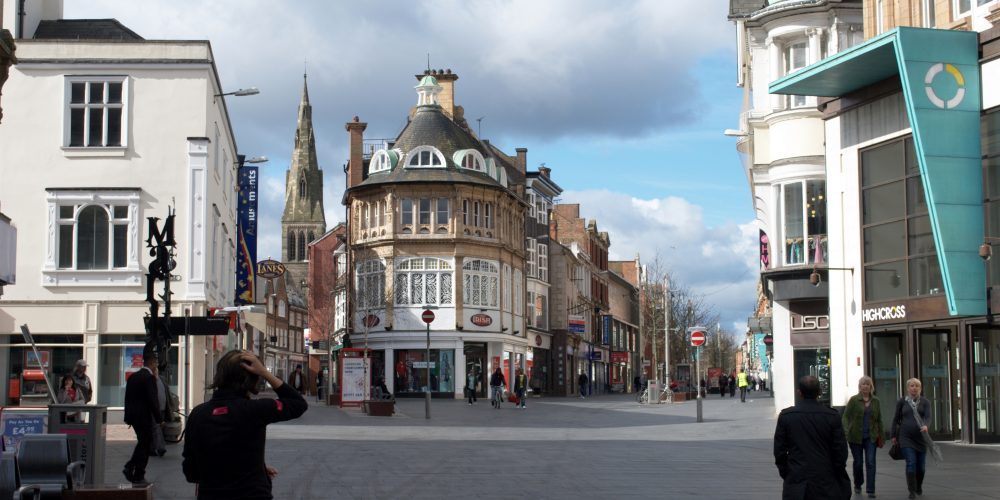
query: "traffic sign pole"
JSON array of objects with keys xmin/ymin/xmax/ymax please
[
  {"xmin": 422, "ymin": 309, "xmax": 436, "ymax": 420},
  {"xmin": 689, "ymin": 327, "xmax": 707, "ymax": 423}
]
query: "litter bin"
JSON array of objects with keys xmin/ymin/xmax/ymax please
[{"xmin": 47, "ymin": 404, "xmax": 106, "ymax": 486}]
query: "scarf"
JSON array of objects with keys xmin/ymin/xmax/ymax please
[{"xmin": 907, "ymin": 397, "xmax": 944, "ymax": 462}]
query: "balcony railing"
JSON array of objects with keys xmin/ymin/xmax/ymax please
[{"xmin": 363, "ymin": 139, "xmax": 393, "ymax": 160}]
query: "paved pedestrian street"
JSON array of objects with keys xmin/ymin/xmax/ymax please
[{"xmin": 104, "ymin": 393, "xmax": 1000, "ymax": 499}]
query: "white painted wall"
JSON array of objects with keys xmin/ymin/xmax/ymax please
[{"xmin": 0, "ymin": 38, "xmax": 239, "ymax": 410}]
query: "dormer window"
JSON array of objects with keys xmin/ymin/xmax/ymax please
[
  {"xmin": 454, "ymin": 149, "xmax": 486, "ymax": 172},
  {"xmin": 370, "ymin": 149, "xmax": 398, "ymax": 174},
  {"xmin": 406, "ymin": 146, "xmax": 445, "ymax": 168}
]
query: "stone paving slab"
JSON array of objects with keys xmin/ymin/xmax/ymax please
[{"xmin": 99, "ymin": 393, "xmax": 1000, "ymax": 499}]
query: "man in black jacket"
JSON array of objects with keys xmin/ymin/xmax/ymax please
[
  {"xmin": 773, "ymin": 376, "xmax": 851, "ymax": 500},
  {"xmin": 123, "ymin": 350, "xmax": 162, "ymax": 484},
  {"xmin": 183, "ymin": 350, "xmax": 307, "ymax": 499}
]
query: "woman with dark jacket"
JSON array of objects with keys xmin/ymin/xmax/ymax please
[
  {"xmin": 891, "ymin": 378, "xmax": 932, "ymax": 499},
  {"xmin": 842, "ymin": 376, "xmax": 883, "ymax": 498}
]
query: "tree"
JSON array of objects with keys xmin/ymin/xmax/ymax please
[{"xmin": 638, "ymin": 254, "xmax": 723, "ymax": 384}]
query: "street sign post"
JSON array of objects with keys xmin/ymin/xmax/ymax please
[
  {"xmin": 422, "ymin": 308, "xmax": 436, "ymax": 419},
  {"xmin": 688, "ymin": 327, "xmax": 708, "ymax": 423},
  {"xmin": 690, "ymin": 330, "xmax": 707, "ymax": 347}
]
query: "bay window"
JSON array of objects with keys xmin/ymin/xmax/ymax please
[{"xmin": 779, "ymin": 180, "xmax": 826, "ymax": 266}]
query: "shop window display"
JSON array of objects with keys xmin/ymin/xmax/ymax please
[
  {"xmin": 1, "ymin": 335, "xmax": 82, "ymax": 406},
  {"xmin": 393, "ymin": 349, "xmax": 454, "ymax": 394},
  {"xmin": 98, "ymin": 335, "xmax": 178, "ymax": 408}
]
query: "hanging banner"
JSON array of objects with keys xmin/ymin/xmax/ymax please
[
  {"xmin": 236, "ymin": 165, "xmax": 258, "ymax": 305},
  {"xmin": 759, "ymin": 230, "xmax": 770, "ymax": 270}
]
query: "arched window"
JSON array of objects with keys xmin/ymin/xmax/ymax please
[
  {"xmin": 405, "ymin": 146, "xmax": 445, "ymax": 168},
  {"xmin": 454, "ymin": 149, "xmax": 486, "ymax": 172},
  {"xmin": 287, "ymin": 232, "xmax": 297, "ymax": 262},
  {"xmin": 462, "ymin": 259, "xmax": 499, "ymax": 309},
  {"xmin": 76, "ymin": 205, "xmax": 110, "ymax": 270},
  {"xmin": 299, "ymin": 178, "xmax": 306, "ymax": 199},
  {"xmin": 369, "ymin": 150, "xmax": 398, "ymax": 174},
  {"xmin": 297, "ymin": 232, "xmax": 306, "ymax": 261},
  {"xmin": 308, "ymin": 231, "xmax": 315, "ymax": 246},
  {"xmin": 394, "ymin": 257, "xmax": 453, "ymax": 306},
  {"xmin": 355, "ymin": 259, "xmax": 386, "ymax": 310}
]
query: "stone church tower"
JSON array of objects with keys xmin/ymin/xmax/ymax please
[{"xmin": 282, "ymin": 74, "xmax": 326, "ymax": 299}]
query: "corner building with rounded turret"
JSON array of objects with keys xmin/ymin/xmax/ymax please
[{"xmin": 343, "ymin": 70, "xmax": 529, "ymax": 398}]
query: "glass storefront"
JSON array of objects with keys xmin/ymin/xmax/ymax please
[
  {"xmin": 463, "ymin": 343, "xmax": 486, "ymax": 398},
  {"xmin": 98, "ymin": 335, "xmax": 178, "ymax": 408},
  {"xmin": 393, "ymin": 349, "xmax": 454, "ymax": 395},
  {"xmin": 870, "ymin": 332, "xmax": 904, "ymax": 438},
  {"xmin": 971, "ymin": 326, "xmax": 1000, "ymax": 442},
  {"xmin": 529, "ymin": 348, "xmax": 550, "ymax": 394},
  {"xmin": 793, "ymin": 348, "xmax": 830, "ymax": 406},
  {"xmin": 918, "ymin": 328, "xmax": 955, "ymax": 439},
  {"xmin": 0, "ymin": 334, "xmax": 83, "ymax": 406}
]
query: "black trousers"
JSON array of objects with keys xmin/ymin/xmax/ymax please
[{"xmin": 126, "ymin": 422, "xmax": 153, "ymax": 479}]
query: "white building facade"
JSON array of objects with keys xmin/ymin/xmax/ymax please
[
  {"xmin": 0, "ymin": 6, "xmax": 240, "ymax": 415},
  {"xmin": 729, "ymin": 0, "xmax": 863, "ymax": 412}
]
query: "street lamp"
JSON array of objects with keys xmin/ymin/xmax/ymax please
[{"xmin": 215, "ymin": 87, "xmax": 260, "ymax": 97}]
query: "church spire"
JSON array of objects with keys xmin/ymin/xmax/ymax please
[{"xmin": 281, "ymin": 73, "xmax": 325, "ymax": 298}]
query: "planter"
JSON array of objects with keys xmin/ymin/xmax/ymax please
[
  {"xmin": 673, "ymin": 392, "xmax": 687, "ymax": 402},
  {"xmin": 327, "ymin": 394, "xmax": 341, "ymax": 406},
  {"xmin": 363, "ymin": 399, "xmax": 394, "ymax": 416}
]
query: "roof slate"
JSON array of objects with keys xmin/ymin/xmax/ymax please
[
  {"xmin": 356, "ymin": 106, "xmax": 520, "ymax": 190},
  {"xmin": 34, "ymin": 19, "xmax": 144, "ymax": 40},
  {"xmin": 728, "ymin": 0, "xmax": 767, "ymax": 19}
]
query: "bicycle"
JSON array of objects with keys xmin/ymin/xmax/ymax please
[
  {"xmin": 637, "ymin": 385, "xmax": 673, "ymax": 404},
  {"xmin": 491, "ymin": 385, "xmax": 503, "ymax": 409}
]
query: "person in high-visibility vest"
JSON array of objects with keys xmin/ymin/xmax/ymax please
[{"xmin": 737, "ymin": 369, "xmax": 749, "ymax": 403}]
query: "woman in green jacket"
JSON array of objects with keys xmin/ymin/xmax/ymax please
[{"xmin": 842, "ymin": 375, "xmax": 883, "ymax": 498}]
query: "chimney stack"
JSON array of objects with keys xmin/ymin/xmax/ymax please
[
  {"xmin": 539, "ymin": 166, "xmax": 551, "ymax": 178},
  {"xmin": 345, "ymin": 116, "xmax": 367, "ymax": 188},
  {"xmin": 515, "ymin": 147, "xmax": 527, "ymax": 176}
]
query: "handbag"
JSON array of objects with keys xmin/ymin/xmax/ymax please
[{"xmin": 889, "ymin": 442, "xmax": 903, "ymax": 460}]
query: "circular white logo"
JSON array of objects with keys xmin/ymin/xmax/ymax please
[{"xmin": 924, "ymin": 63, "xmax": 965, "ymax": 109}]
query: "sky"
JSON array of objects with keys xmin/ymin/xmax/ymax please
[{"xmin": 65, "ymin": 0, "xmax": 758, "ymax": 334}]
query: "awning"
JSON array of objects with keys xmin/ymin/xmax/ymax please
[{"xmin": 771, "ymin": 27, "xmax": 984, "ymax": 316}]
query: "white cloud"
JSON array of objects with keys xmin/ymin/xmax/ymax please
[{"xmin": 562, "ymin": 190, "xmax": 757, "ymax": 330}]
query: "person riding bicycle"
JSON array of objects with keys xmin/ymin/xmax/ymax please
[{"xmin": 489, "ymin": 367, "xmax": 506, "ymax": 409}]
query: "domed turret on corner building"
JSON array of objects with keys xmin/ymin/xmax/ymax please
[{"xmin": 343, "ymin": 69, "xmax": 529, "ymax": 399}]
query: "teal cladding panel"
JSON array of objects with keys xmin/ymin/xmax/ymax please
[{"xmin": 770, "ymin": 27, "xmax": 985, "ymax": 316}]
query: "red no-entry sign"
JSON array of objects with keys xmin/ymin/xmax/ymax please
[
  {"xmin": 421, "ymin": 309, "xmax": 435, "ymax": 324},
  {"xmin": 690, "ymin": 330, "xmax": 707, "ymax": 347}
]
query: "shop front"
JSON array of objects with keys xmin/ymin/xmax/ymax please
[
  {"xmin": 863, "ymin": 295, "xmax": 1000, "ymax": 443},
  {"xmin": 789, "ymin": 300, "xmax": 831, "ymax": 407}
]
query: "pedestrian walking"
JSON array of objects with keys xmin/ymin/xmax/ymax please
[
  {"xmin": 729, "ymin": 371, "xmax": 737, "ymax": 397},
  {"xmin": 71, "ymin": 359, "xmax": 93, "ymax": 403},
  {"xmin": 289, "ymin": 364, "xmax": 306, "ymax": 394},
  {"xmin": 183, "ymin": 350, "xmax": 307, "ymax": 499},
  {"xmin": 514, "ymin": 368, "xmax": 527, "ymax": 409},
  {"xmin": 774, "ymin": 375, "xmax": 851, "ymax": 500},
  {"xmin": 316, "ymin": 370, "xmax": 324, "ymax": 402},
  {"xmin": 842, "ymin": 375, "xmax": 883, "ymax": 498},
  {"xmin": 738, "ymin": 369, "xmax": 749, "ymax": 402},
  {"xmin": 891, "ymin": 378, "xmax": 936, "ymax": 499},
  {"xmin": 489, "ymin": 367, "xmax": 505, "ymax": 409},
  {"xmin": 466, "ymin": 368, "xmax": 478, "ymax": 405},
  {"xmin": 123, "ymin": 349, "xmax": 163, "ymax": 485},
  {"xmin": 578, "ymin": 372, "xmax": 589, "ymax": 399},
  {"xmin": 719, "ymin": 374, "xmax": 728, "ymax": 398},
  {"xmin": 634, "ymin": 375, "xmax": 641, "ymax": 394}
]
